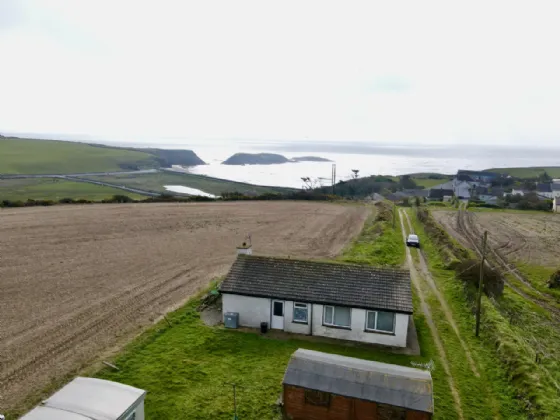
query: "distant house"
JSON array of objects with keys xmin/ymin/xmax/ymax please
[
  {"xmin": 509, "ymin": 188, "xmax": 529, "ymax": 196},
  {"xmin": 536, "ymin": 183, "xmax": 553, "ymax": 198},
  {"xmin": 554, "ymin": 197, "xmax": 560, "ymax": 213},
  {"xmin": 454, "ymin": 180, "xmax": 473, "ymax": 199},
  {"xmin": 457, "ymin": 170, "xmax": 500, "ymax": 183},
  {"xmin": 282, "ymin": 349, "xmax": 434, "ymax": 420},
  {"xmin": 552, "ymin": 183, "xmax": 560, "ymax": 199},
  {"xmin": 20, "ymin": 377, "xmax": 146, "ymax": 420},
  {"xmin": 428, "ymin": 189, "xmax": 454, "ymax": 201},
  {"xmin": 220, "ymin": 252, "xmax": 413, "ymax": 347}
]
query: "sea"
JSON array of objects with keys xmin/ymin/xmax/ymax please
[
  {"xmin": 149, "ymin": 139, "xmax": 560, "ymax": 189},
  {"xmin": 12, "ymin": 135, "xmax": 560, "ymax": 189}
]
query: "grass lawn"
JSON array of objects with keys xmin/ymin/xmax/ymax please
[
  {"xmin": 83, "ymin": 172, "xmax": 294, "ymax": 196},
  {"xmin": 95, "ymin": 293, "xmax": 459, "ymax": 420},
  {"xmin": 0, "ymin": 137, "xmax": 157, "ymax": 174},
  {"xmin": 0, "ymin": 178, "xmax": 145, "ymax": 201},
  {"xmin": 485, "ymin": 167, "xmax": 560, "ymax": 179}
]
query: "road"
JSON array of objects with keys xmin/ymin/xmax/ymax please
[{"xmin": 0, "ymin": 170, "xmax": 166, "ymax": 197}]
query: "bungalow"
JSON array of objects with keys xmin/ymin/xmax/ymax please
[
  {"xmin": 220, "ymin": 253, "xmax": 413, "ymax": 347},
  {"xmin": 282, "ymin": 349, "xmax": 434, "ymax": 420}
]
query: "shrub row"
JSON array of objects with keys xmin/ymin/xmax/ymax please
[{"xmin": 0, "ymin": 191, "xmax": 339, "ymax": 208}]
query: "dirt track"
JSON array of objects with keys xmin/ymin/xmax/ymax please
[{"xmin": 0, "ymin": 202, "xmax": 368, "ymax": 413}]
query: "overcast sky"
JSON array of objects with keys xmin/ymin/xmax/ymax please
[{"xmin": 1, "ymin": 1, "xmax": 559, "ymax": 146}]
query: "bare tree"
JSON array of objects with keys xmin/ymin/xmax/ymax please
[{"xmin": 351, "ymin": 169, "xmax": 360, "ymax": 179}]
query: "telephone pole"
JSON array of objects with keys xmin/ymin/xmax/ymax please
[
  {"xmin": 475, "ymin": 231, "xmax": 488, "ymax": 337},
  {"xmin": 331, "ymin": 164, "xmax": 336, "ymax": 195}
]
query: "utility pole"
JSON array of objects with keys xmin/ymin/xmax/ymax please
[
  {"xmin": 331, "ymin": 164, "xmax": 336, "ymax": 195},
  {"xmin": 475, "ymin": 231, "xmax": 488, "ymax": 337}
]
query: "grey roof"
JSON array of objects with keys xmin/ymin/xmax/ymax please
[
  {"xmin": 402, "ymin": 189, "xmax": 430, "ymax": 197},
  {"xmin": 429, "ymin": 189, "xmax": 453, "ymax": 199},
  {"xmin": 20, "ymin": 377, "xmax": 146, "ymax": 420},
  {"xmin": 283, "ymin": 349, "xmax": 433, "ymax": 413},
  {"xmin": 430, "ymin": 181, "xmax": 454, "ymax": 190},
  {"xmin": 220, "ymin": 255, "xmax": 413, "ymax": 313},
  {"xmin": 537, "ymin": 183, "xmax": 552, "ymax": 193}
]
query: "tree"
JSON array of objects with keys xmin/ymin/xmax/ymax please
[
  {"xmin": 539, "ymin": 171, "xmax": 552, "ymax": 183},
  {"xmin": 399, "ymin": 175, "xmax": 417, "ymax": 190},
  {"xmin": 351, "ymin": 169, "xmax": 359, "ymax": 179}
]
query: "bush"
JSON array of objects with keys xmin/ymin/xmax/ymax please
[
  {"xmin": 455, "ymin": 259, "xmax": 504, "ymax": 298},
  {"xmin": 548, "ymin": 269, "xmax": 560, "ymax": 288}
]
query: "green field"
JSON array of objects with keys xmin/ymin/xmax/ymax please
[
  {"xmin": 485, "ymin": 166, "xmax": 560, "ymax": 179},
  {"xmin": 0, "ymin": 178, "xmax": 145, "ymax": 201},
  {"xmin": 83, "ymin": 172, "xmax": 294, "ymax": 196},
  {"xmin": 0, "ymin": 138, "xmax": 158, "ymax": 174}
]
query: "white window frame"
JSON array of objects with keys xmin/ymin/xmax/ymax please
[
  {"xmin": 292, "ymin": 302, "xmax": 308, "ymax": 324},
  {"xmin": 365, "ymin": 310, "xmax": 396, "ymax": 333},
  {"xmin": 323, "ymin": 305, "xmax": 351, "ymax": 328}
]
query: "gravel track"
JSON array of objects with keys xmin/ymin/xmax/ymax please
[{"xmin": 0, "ymin": 202, "xmax": 368, "ymax": 413}]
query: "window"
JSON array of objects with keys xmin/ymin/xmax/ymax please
[
  {"xmin": 323, "ymin": 306, "xmax": 351, "ymax": 328},
  {"xmin": 366, "ymin": 311, "xmax": 395, "ymax": 333},
  {"xmin": 293, "ymin": 303, "xmax": 308, "ymax": 323},
  {"xmin": 273, "ymin": 301, "xmax": 284, "ymax": 316},
  {"xmin": 124, "ymin": 412, "xmax": 136, "ymax": 420},
  {"xmin": 304, "ymin": 389, "xmax": 331, "ymax": 407}
]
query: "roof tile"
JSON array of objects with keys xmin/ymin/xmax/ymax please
[{"xmin": 220, "ymin": 255, "xmax": 413, "ymax": 313}]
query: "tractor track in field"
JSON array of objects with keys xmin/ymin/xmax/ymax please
[{"xmin": 456, "ymin": 208, "xmax": 560, "ymax": 320}]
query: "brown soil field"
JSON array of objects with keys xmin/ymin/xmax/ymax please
[
  {"xmin": 432, "ymin": 210, "xmax": 560, "ymax": 267},
  {"xmin": 0, "ymin": 201, "xmax": 368, "ymax": 414}
]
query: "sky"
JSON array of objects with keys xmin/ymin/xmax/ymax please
[{"xmin": 1, "ymin": 1, "xmax": 559, "ymax": 146}]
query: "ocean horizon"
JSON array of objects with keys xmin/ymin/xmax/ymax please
[{"xmin": 6, "ymin": 134, "xmax": 560, "ymax": 188}]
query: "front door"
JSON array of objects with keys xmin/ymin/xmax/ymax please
[{"xmin": 271, "ymin": 300, "xmax": 284, "ymax": 330}]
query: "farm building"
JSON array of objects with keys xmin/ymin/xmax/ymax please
[
  {"xmin": 282, "ymin": 349, "xmax": 434, "ymax": 420},
  {"xmin": 220, "ymin": 251, "xmax": 413, "ymax": 347},
  {"xmin": 20, "ymin": 377, "xmax": 146, "ymax": 420}
]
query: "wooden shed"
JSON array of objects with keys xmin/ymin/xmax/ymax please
[{"xmin": 282, "ymin": 349, "xmax": 433, "ymax": 420}]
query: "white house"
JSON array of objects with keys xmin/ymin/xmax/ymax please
[
  {"xmin": 220, "ymin": 252, "xmax": 413, "ymax": 348},
  {"xmin": 20, "ymin": 377, "xmax": 146, "ymax": 420}
]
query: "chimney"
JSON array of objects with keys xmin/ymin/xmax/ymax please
[{"xmin": 237, "ymin": 242, "xmax": 252, "ymax": 255}]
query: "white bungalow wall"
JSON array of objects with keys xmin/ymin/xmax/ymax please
[
  {"xmin": 222, "ymin": 294, "xmax": 270, "ymax": 328},
  {"xmin": 311, "ymin": 304, "xmax": 409, "ymax": 347}
]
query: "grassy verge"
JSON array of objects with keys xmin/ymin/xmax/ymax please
[
  {"xmin": 0, "ymin": 137, "xmax": 157, "ymax": 174},
  {"xmin": 340, "ymin": 201, "xmax": 405, "ymax": 267},
  {"xmin": 406, "ymin": 209, "xmax": 525, "ymax": 419},
  {"xmin": 0, "ymin": 178, "xmax": 145, "ymax": 201},
  {"xmin": 411, "ymin": 207, "xmax": 560, "ymax": 418},
  {"xmin": 83, "ymin": 172, "xmax": 293, "ymax": 196},
  {"xmin": 514, "ymin": 262, "xmax": 560, "ymax": 301}
]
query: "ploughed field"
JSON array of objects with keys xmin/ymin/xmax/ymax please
[
  {"xmin": 0, "ymin": 201, "xmax": 368, "ymax": 413},
  {"xmin": 432, "ymin": 210, "xmax": 560, "ymax": 267}
]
